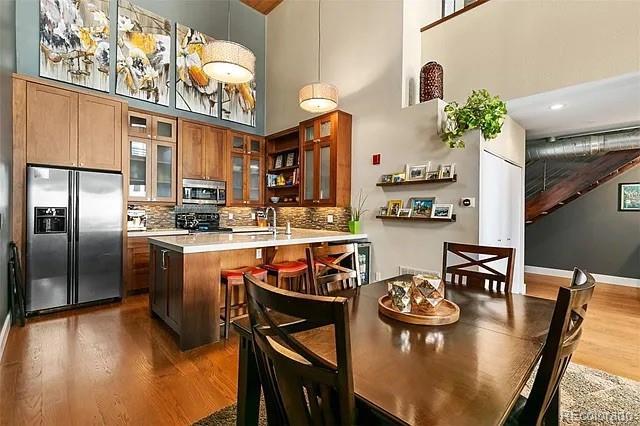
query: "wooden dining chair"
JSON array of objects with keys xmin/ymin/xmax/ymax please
[
  {"xmin": 306, "ymin": 243, "xmax": 362, "ymax": 296},
  {"xmin": 243, "ymin": 272, "xmax": 356, "ymax": 425},
  {"xmin": 506, "ymin": 268, "xmax": 596, "ymax": 426},
  {"xmin": 442, "ymin": 242, "xmax": 515, "ymax": 292}
]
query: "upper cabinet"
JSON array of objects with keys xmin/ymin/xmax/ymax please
[
  {"xmin": 299, "ymin": 110, "xmax": 352, "ymax": 207},
  {"xmin": 127, "ymin": 110, "xmax": 177, "ymax": 203},
  {"xmin": 179, "ymin": 120, "xmax": 226, "ymax": 181},
  {"xmin": 26, "ymin": 83, "xmax": 78, "ymax": 167},
  {"xmin": 228, "ymin": 131, "xmax": 264, "ymax": 206},
  {"xmin": 25, "ymin": 82, "xmax": 124, "ymax": 171},
  {"xmin": 78, "ymin": 95, "xmax": 123, "ymax": 171}
]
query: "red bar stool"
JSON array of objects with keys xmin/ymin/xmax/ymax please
[
  {"xmin": 263, "ymin": 261, "xmax": 309, "ymax": 293},
  {"xmin": 221, "ymin": 266, "xmax": 267, "ymax": 339}
]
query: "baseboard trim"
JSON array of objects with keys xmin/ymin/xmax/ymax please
[
  {"xmin": 525, "ymin": 266, "xmax": 640, "ymax": 288},
  {"xmin": 0, "ymin": 312, "xmax": 10, "ymax": 361}
]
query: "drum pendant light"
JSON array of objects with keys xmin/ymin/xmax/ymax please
[
  {"xmin": 202, "ymin": 0, "xmax": 255, "ymax": 84},
  {"xmin": 299, "ymin": 0, "xmax": 338, "ymax": 113}
]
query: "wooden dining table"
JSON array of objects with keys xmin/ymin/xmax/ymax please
[{"xmin": 232, "ymin": 274, "xmax": 557, "ymax": 425}]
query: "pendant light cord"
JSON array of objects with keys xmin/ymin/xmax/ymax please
[
  {"xmin": 227, "ymin": 0, "xmax": 231, "ymax": 40},
  {"xmin": 317, "ymin": 0, "xmax": 321, "ymax": 82}
]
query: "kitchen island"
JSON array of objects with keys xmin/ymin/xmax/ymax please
[{"xmin": 147, "ymin": 229, "xmax": 367, "ymax": 350}]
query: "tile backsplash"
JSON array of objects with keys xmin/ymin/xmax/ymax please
[{"xmin": 133, "ymin": 204, "xmax": 350, "ymax": 232}]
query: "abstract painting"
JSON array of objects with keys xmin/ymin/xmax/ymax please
[
  {"xmin": 222, "ymin": 81, "xmax": 257, "ymax": 127},
  {"xmin": 176, "ymin": 24, "xmax": 220, "ymax": 117},
  {"xmin": 116, "ymin": 0, "xmax": 171, "ymax": 105},
  {"xmin": 39, "ymin": 0, "xmax": 110, "ymax": 92}
]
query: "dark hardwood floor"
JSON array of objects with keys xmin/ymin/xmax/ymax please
[
  {"xmin": 0, "ymin": 296, "xmax": 239, "ymax": 425},
  {"xmin": 1, "ymin": 275, "xmax": 637, "ymax": 425}
]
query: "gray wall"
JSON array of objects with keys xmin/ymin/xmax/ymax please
[
  {"xmin": 16, "ymin": 0, "xmax": 266, "ymax": 135},
  {"xmin": 525, "ymin": 166, "xmax": 640, "ymax": 279},
  {"xmin": 0, "ymin": 0, "xmax": 17, "ymax": 323}
]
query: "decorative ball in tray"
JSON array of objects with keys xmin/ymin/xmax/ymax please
[{"xmin": 378, "ymin": 274, "xmax": 459, "ymax": 325}]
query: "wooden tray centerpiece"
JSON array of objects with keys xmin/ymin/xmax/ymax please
[{"xmin": 378, "ymin": 275, "xmax": 460, "ymax": 325}]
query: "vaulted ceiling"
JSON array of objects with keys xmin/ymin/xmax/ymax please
[{"xmin": 241, "ymin": 0, "xmax": 284, "ymax": 14}]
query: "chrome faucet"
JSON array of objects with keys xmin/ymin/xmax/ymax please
[{"xmin": 265, "ymin": 207, "xmax": 277, "ymax": 234}]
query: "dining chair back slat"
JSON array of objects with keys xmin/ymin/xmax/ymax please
[
  {"xmin": 442, "ymin": 242, "xmax": 515, "ymax": 292},
  {"xmin": 516, "ymin": 268, "xmax": 596, "ymax": 425},
  {"xmin": 306, "ymin": 244, "xmax": 362, "ymax": 296},
  {"xmin": 243, "ymin": 272, "xmax": 356, "ymax": 425}
]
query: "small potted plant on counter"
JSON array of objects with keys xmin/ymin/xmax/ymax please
[{"xmin": 349, "ymin": 189, "xmax": 368, "ymax": 234}]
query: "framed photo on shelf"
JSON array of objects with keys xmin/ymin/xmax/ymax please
[
  {"xmin": 431, "ymin": 204, "xmax": 454, "ymax": 219},
  {"xmin": 618, "ymin": 182, "xmax": 640, "ymax": 211},
  {"xmin": 426, "ymin": 171, "xmax": 440, "ymax": 180},
  {"xmin": 285, "ymin": 152, "xmax": 296, "ymax": 167},
  {"xmin": 439, "ymin": 164, "xmax": 456, "ymax": 179},
  {"xmin": 397, "ymin": 208, "xmax": 412, "ymax": 218},
  {"xmin": 392, "ymin": 173, "xmax": 406, "ymax": 183},
  {"xmin": 380, "ymin": 174, "xmax": 393, "ymax": 183},
  {"xmin": 387, "ymin": 199, "xmax": 403, "ymax": 216},
  {"xmin": 408, "ymin": 197, "xmax": 436, "ymax": 218},
  {"xmin": 405, "ymin": 163, "xmax": 430, "ymax": 181},
  {"xmin": 274, "ymin": 154, "xmax": 283, "ymax": 169},
  {"xmin": 379, "ymin": 206, "xmax": 389, "ymax": 216}
]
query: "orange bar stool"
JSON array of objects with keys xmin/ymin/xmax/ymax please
[
  {"xmin": 263, "ymin": 261, "xmax": 309, "ymax": 293},
  {"xmin": 220, "ymin": 266, "xmax": 267, "ymax": 339}
]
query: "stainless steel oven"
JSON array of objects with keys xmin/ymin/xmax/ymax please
[{"xmin": 182, "ymin": 179, "xmax": 226, "ymax": 205}]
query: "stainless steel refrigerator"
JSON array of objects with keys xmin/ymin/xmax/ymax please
[{"xmin": 26, "ymin": 166, "xmax": 123, "ymax": 313}]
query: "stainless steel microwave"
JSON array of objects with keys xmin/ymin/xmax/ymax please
[{"xmin": 182, "ymin": 179, "xmax": 226, "ymax": 205}]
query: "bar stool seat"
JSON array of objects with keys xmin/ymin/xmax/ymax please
[
  {"xmin": 263, "ymin": 261, "xmax": 307, "ymax": 273},
  {"xmin": 263, "ymin": 261, "xmax": 309, "ymax": 293},
  {"xmin": 221, "ymin": 266, "xmax": 267, "ymax": 339}
]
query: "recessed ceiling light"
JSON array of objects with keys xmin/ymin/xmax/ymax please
[{"xmin": 549, "ymin": 103, "xmax": 566, "ymax": 110}]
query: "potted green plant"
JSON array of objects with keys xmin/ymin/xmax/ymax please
[
  {"xmin": 349, "ymin": 189, "xmax": 368, "ymax": 234},
  {"xmin": 441, "ymin": 89, "xmax": 507, "ymax": 148}
]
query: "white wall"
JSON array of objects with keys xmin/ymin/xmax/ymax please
[
  {"xmin": 267, "ymin": 0, "xmax": 482, "ymax": 278},
  {"xmin": 402, "ymin": 0, "xmax": 441, "ymax": 107},
  {"xmin": 421, "ymin": 0, "xmax": 640, "ymax": 103}
]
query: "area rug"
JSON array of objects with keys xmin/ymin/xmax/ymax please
[{"xmin": 194, "ymin": 363, "xmax": 640, "ymax": 425}]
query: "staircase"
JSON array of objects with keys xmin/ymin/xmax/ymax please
[{"xmin": 525, "ymin": 149, "xmax": 640, "ymax": 223}]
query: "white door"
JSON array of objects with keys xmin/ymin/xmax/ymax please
[{"xmin": 479, "ymin": 151, "xmax": 524, "ymax": 293}]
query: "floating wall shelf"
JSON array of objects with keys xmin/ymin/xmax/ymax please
[
  {"xmin": 376, "ymin": 214, "xmax": 456, "ymax": 223},
  {"xmin": 376, "ymin": 175, "xmax": 457, "ymax": 187}
]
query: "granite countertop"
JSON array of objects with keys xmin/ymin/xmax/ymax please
[
  {"xmin": 147, "ymin": 229, "xmax": 367, "ymax": 254},
  {"xmin": 127, "ymin": 228, "xmax": 190, "ymax": 238}
]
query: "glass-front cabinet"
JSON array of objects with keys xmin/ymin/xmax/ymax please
[
  {"xmin": 228, "ymin": 131, "xmax": 264, "ymax": 206},
  {"xmin": 129, "ymin": 138, "xmax": 152, "ymax": 201},
  {"xmin": 152, "ymin": 142, "xmax": 176, "ymax": 202},
  {"xmin": 230, "ymin": 153, "xmax": 245, "ymax": 204},
  {"xmin": 300, "ymin": 111, "xmax": 345, "ymax": 207},
  {"xmin": 127, "ymin": 110, "xmax": 177, "ymax": 203}
]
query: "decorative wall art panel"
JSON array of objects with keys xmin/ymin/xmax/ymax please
[
  {"xmin": 222, "ymin": 81, "xmax": 256, "ymax": 127},
  {"xmin": 116, "ymin": 0, "xmax": 171, "ymax": 105},
  {"xmin": 39, "ymin": 0, "xmax": 110, "ymax": 91},
  {"xmin": 176, "ymin": 24, "xmax": 219, "ymax": 117}
]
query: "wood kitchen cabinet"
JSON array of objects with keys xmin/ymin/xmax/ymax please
[
  {"xmin": 125, "ymin": 237, "xmax": 151, "ymax": 294},
  {"xmin": 179, "ymin": 120, "xmax": 226, "ymax": 180},
  {"xmin": 78, "ymin": 94, "xmax": 122, "ymax": 171},
  {"xmin": 26, "ymin": 83, "xmax": 78, "ymax": 167},
  {"xmin": 228, "ymin": 131, "xmax": 264, "ymax": 206},
  {"xmin": 25, "ymin": 82, "xmax": 124, "ymax": 171},
  {"xmin": 300, "ymin": 110, "xmax": 352, "ymax": 207},
  {"xmin": 127, "ymin": 110, "xmax": 177, "ymax": 203},
  {"xmin": 149, "ymin": 245, "xmax": 183, "ymax": 333}
]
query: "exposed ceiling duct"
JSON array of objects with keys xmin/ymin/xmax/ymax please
[{"xmin": 526, "ymin": 128, "xmax": 640, "ymax": 161}]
